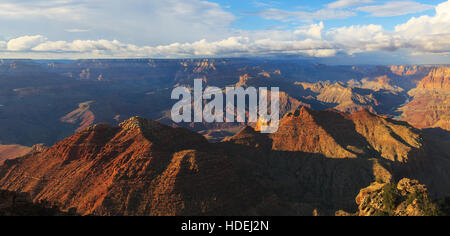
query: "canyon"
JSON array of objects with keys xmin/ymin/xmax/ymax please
[
  {"xmin": 0, "ymin": 110, "xmax": 448, "ymax": 215},
  {"xmin": 0, "ymin": 59, "xmax": 448, "ymax": 215}
]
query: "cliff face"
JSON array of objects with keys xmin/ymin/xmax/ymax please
[
  {"xmin": 390, "ymin": 65, "xmax": 431, "ymax": 77},
  {"xmin": 400, "ymin": 67, "xmax": 450, "ymax": 131},
  {"xmin": 417, "ymin": 67, "xmax": 450, "ymax": 90}
]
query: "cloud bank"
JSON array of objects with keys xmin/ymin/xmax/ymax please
[{"xmin": 0, "ymin": 0, "xmax": 449, "ymax": 62}]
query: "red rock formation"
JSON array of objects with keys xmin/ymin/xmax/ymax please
[
  {"xmin": 227, "ymin": 108, "xmax": 450, "ymax": 212},
  {"xmin": 400, "ymin": 67, "xmax": 450, "ymax": 130},
  {"xmin": 417, "ymin": 67, "xmax": 450, "ymax": 90},
  {"xmin": 240, "ymin": 107, "xmax": 422, "ymax": 162},
  {"xmin": 0, "ymin": 117, "xmax": 263, "ymax": 216},
  {"xmin": 0, "ymin": 111, "xmax": 449, "ymax": 216},
  {"xmin": 390, "ymin": 65, "xmax": 429, "ymax": 77},
  {"xmin": 297, "ymin": 81, "xmax": 403, "ymax": 114},
  {"xmin": 60, "ymin": 101, "xmax": 96, "ymax": 132}
]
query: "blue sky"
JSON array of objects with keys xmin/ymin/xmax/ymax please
[
  {"xmin": 0, "ymin": 0, "xmax": 449, "ymax": 64},
  {"xmin": 215, "ymin": 0, "xmax": 442, "ymax": 30}
]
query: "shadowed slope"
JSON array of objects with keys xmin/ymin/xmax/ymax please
[
  {"xmin": 0, "ymin": 110, "xmax": 449, "ymax": 216},
  {"xmin": 0, "ymin": 117, "xmax": 262, "ymax": 216}
]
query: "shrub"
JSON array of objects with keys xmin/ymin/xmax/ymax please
[
  {"xmin": 405, "ymin": 189, "xmax": 440, "ymax": 216},
  {"xmin": 382, "ymin": 183, "xmax": 399, "ymax": 216}
]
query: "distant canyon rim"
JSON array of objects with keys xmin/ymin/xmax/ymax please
[{"xmin": 171, "ymin": 79, "xmax": 280, "ymax": 133}]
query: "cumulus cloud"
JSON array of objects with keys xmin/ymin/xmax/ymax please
[
  {"xmin": 356, "ymin": 1, "xmax": 434, "ymax": 17},
  {"xmin": 327, "ymin": 25, "xmax": 395, "ymax": 54},
  {"xmin": 15, "ymin": 35, "xmax": 335, "ymax": 58},
  {"xmin": 7, "ymin": 35, "xmax": 47, "ymax": 51},
  {"xmin": 32, "ymin": 40, "xmax": 135, "ymax": 53},
  {"xmin": 328, "ymin": 0, "xmax": 375, "ymax": 9},
  {"xmin": 326, "ymin": 1, "xmax": 450, "ymax": 55},
  {"xmin": 294, "ymin": 22, "xmax": 325, "ymax": 39},
  {"xmin": 1, "ymin": 1, "xmax": 450, "ymax": 60},
  {"xmin": 394, "ymin": 0, "xmax": 450, "ymax": 53}
]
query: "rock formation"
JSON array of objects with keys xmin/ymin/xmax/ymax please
[
  {"xmin": 0, "ymin": 112, "xmax": 449, "ymax": 216},
  {"xmin": 0, "ymin": 117, "xmax": 268, "ymax": 216},
  {"xmin": 297, "ymin": 81, "xmax": 405, "ymax": 115},
  {"xmin": 400, "ymin": 67, "xmax": 450, "ymax": 130},
  {"xmin": 337, "ymin": 178, "xmax": 440, "ymax": 216}
]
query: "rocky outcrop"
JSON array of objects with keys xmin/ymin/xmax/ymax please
[
  {"xmin": 29, "ymin": 144, "xmax": 50, "ymax": 154},
  {"xmin": 340, "ymin": 179, "xmax": 440, "ymax": 216}
]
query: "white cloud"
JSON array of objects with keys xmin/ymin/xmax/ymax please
[
  {"xmin": 394, "ymin": 0, "xmax": 450, "ymax": 53},
  {"xmin": 395, "ymin": 1, "xmax": 450, "ymax": 37},
  {"xmin": 1, "ymin": 33, "xmax": 335, "ymax": 58},
  {"xmin": 32, "ymin": 39, "xmax": 134, "ymax": 53},
  {"xmin": 0, "ymin": 0, "xmax": 235, "ymax": 45},
  {"xmin": 66, "ymin": 29, "xmax": 90, "ymax": 33},
  {"xmin": 356, "ymin": 1, "xmax": 434, "ymax": 17},
  {"xmin": 7, "ymin": 35, "xmax": 47, "ymax": 51},
  {"xmin": 1, "ymin": 1, "xmax": 450, "ymax": 61},
  {"xmin": 294, "ymin": 22, "xmax": 324, "ymax": 39},
  {"xmin": 326, "ymin": 1, "xmax": 450, "ymax": 55},
  {"xmin": 328, "ymin": 0, "xmax": 375, "ymax": 9},
  {"xmin": 0, "ymin": 1, "xmax": 84, "ymax": 20},
  {"xmin": 248, "ymin": 8, "xmax": 356, "ymax": 22},
  {"xmin": 327, "ymin": 25, "xmax": 396, "ymax": 54}
]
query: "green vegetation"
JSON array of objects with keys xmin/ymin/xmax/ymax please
[
  {"xmin": 375, "ymin": 177, "xmax": 385, "ymax": 184},
  {"xmin": 374, "ymin": 181, "xmax": 440, "ymax": 216},
  {"xmin": 381, "ymin": 183, "xmax": 400, "ymax": 216},
  {"xmin": 405, "ymin": 191, "xmax": 439, "ymax": 216}
]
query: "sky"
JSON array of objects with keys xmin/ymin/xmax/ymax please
[{"xmin": 0, "ymin": 0, "xmax": 449, "ymax": 64}]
